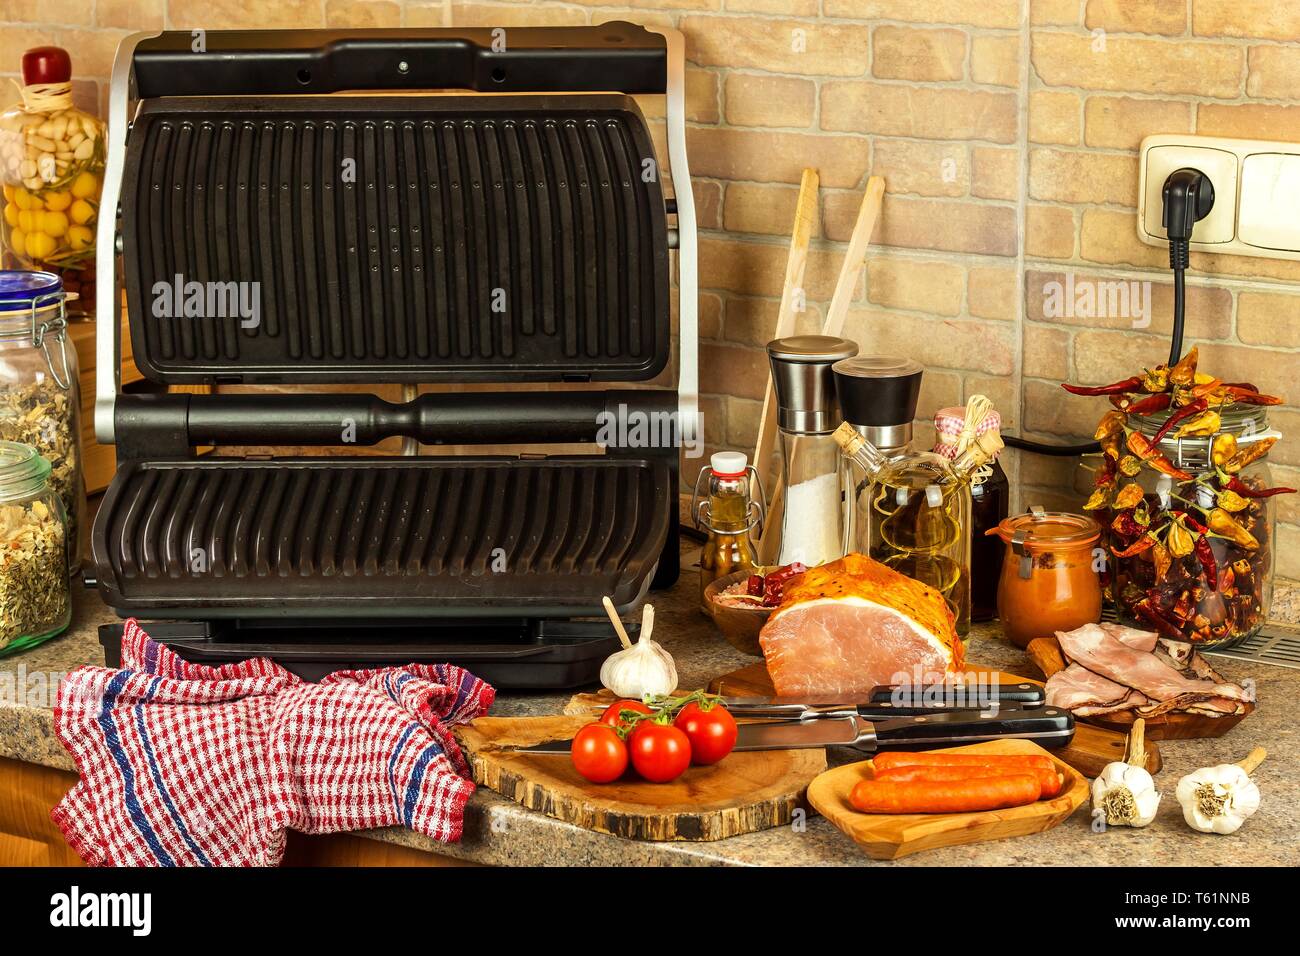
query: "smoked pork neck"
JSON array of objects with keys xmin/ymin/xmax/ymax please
[{"xmin": 758, "ymin": 553, "xmax": 963, "ymax": 696}]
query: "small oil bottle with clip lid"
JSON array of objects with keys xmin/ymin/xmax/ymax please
[{"xmin": 693, "ymin": 451, "xmax": 763, "ymax": 613}]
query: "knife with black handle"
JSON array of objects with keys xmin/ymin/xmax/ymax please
[{"xmin": 511, "ymin": 705, "xmax": 1074, "ymax": 753}]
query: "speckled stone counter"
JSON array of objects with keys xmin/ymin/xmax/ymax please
[{"xmin": 4, "ymin": 548, "xmax": 1298, "ymax": 867}]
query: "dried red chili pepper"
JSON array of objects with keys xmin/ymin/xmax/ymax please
[
  {"xmin": 1221, "ymin": 475, "xmax": 1297, "ymax": 499},
  {"xmin": 1111, "ymin": 511, "xmax": 1145, "ymax": 537},
  {"xmin": 1193, "ymin": 534, "xmax": 1218, "ymax": 590},
  {"xmin": 1150, "ymin": 397, "xmax": 1207, "ymax": 444},
  {"xmin": 1223, "ymin": 385, "xmax": 1283, "ymax": 406},
  {"xmin": 1224, "ymin": 437, "xmax": 1277, "ymax": 474},
  {"xmin": 1125, "ymin": 432, "xmax": 1193, "ymax": 481},
  {"xmin": 1133, "ymin": 598, "xmax": 1186, "ymax": 640},
  {"xmin": 1168, "ymin": 347, "xmax": 1198, "ymax": 386},
  {"xmin": 1113, "ymin": 534, "xmax": 1157, "ymax": 558},
  {"xmin": 1062, "ymin": 376, "xmax": 1143, "ymax": 396},
  {"xmin": 1121, "ymin": 392, "xmax": 1173, "ymax": 415}
]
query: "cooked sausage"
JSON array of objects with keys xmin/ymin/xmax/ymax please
[{"xmin": 849, "ymin": 773, "xmax": 1042, "ymax": 814}]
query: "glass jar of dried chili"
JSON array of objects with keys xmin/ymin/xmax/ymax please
[{"xmin": 1106, "ymin": 404, "xmax": 1283, "ymax": 648}]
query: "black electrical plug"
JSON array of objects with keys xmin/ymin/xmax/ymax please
[{"xmin": 1160, "ymin": 167, "xmax": 1214, "ymax": 364}]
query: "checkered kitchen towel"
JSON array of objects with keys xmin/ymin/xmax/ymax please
[{"xmin": 51, "ymin": 619, "xmax": 494, "ymax": 866}]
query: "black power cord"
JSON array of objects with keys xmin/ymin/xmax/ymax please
[{"xmin": 1005, "ymin": 166, "xmax": 1214, "ymax": 457}]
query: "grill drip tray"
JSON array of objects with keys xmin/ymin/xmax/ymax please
[{"xmin": 92, "ymin": 456, "xmax": 670, "ymax": 616}]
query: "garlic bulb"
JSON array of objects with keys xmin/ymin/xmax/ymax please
[
  {"xmin": 1091, "ymin": 718, "xmax": 1160, "ymax": 828},
  {"xmin": 1176, "ymin": 746, "xmax": 1265, "ymax": 835},
  {"xmin": 599, "ymin": 602, "xmax": 677, "ymax": 699}
]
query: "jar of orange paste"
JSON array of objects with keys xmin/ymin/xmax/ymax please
[{"xmin": 989, "ymin": 509, "xmax": 1102, "ymax": 649}]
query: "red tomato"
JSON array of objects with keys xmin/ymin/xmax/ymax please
[
  {"xmin": 570, "ymin": 724, "xmax": 628, "ymax": 784},
  {"xmin": 674, "ymin": 702, "xmax": 738, "ymax": 765},
  {"xmin": 628, "ymin": 721, "xmax": 692, "ymax": 783},
  {"xmin": 600, "ymin": 699, "xmax": 652, "ymax": 733}
]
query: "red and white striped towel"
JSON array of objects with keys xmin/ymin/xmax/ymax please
[{"xmin": 52, "ymin": 619, "xmax": 494, "ymax": 866}]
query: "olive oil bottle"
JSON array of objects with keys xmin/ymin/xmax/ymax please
[{"xmin": 834, "ymin": 423, "xmax": 1002, "ymax": 637}]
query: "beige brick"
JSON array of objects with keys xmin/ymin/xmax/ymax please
[
  {"xmin": 964, "ymin": 374, "xmax": 1021, "ymax": 431},
  {"xmin": 699, "ymin": 236, "xmax": 847, "ymax": 300},
  {"xmin": 822, "ymin": 82, "xmax": 1018, "ymax": 144},
  {"xmin": 1085, "ymin": 96, "xmax": 1193, "ymax": 150},
  {"xmin": 916, "ymin": 371, "xmax": 965, "ymax": 426},
  {"xmin": 1026, "ymin": 204, "xmax": 1076, "ymax": 259},
  {"xmin": 682, "ymin": 16, "xmax": 870, "ymax": 76},
  {"xmin": 872, "ymin": 25, "xmax": 967, "ymax": 82},
  {"xmin": 1085, "ymin": 0, "xmax": 1186, "ymax": 35},
  {"xmin": 972, "ymin": 146, "xmax": 1019, "ymax": 201},
  {"xmin": 843, "ymin": 310, "xmax": 1017, "ymax": 376},
  {"xmin": 1237, "ymin": 292, "xmax": 1300, "ymax": 349},
  {"xmin": 166, "ymin": 0, "xmax": 324, "ymax": 29},
  {"xmin": 325, "ymin": 0, "xmax": 400, "ymax": 27},
  {"xmin": 871, "ymin": 139, "xmax": 970, "ymax": 198},
  {"xmin": 698, "ymin": 395, "xmax": 727, "ymax": 445},
  {"xmin": 44, "ymin": 29, "xmax": 130, "ymax": 78},
  {"xmin": 1277, "ymin": 524, "xmax": 1300, "ymax": 582},
  {"xmin": 687, "ymin": 127, "xmax": 870, "ymax": 189},
  {"xmin": 0, "ymin": 0, "xmax": 91, "ymax": 25},
  {"xmin": 723, "ymin": 295, "xmax": 823, "ymax": 346},
  {"xmin": 1079, "ymin": 208, "xmax": 1167, "ymax": 268},
  {"xmin": 725, "ymin": 74, "xmax": 816, "ymax": 129},
  {"xmin": 969, "ymin": 265, "xmax": 1019, "ymax": 320},
  {"xmin": 1031, "ymin": 31, "xmax": 1243, "ymax": 99},
  {"xmin": 1193, "ymin": 0, "xmax": 1300, "ymax": 40},
  {"xmin": 1198, "ymin": 103, "xmax": 1300, "ymax": 143},
  {"xmin": 1025, "ymin": 270, "xmax": 1232, "ymax": 340},
  {"xmin": 1024, "ymin": 323, "xmax": 1072, "ymax": 380},
  {"xmin": 1246, "ymin": 47, "xmax": 1300, "ymax": 99},
  {"xmin": 1191, "ymin": 249, "xmax": 1300, "ymax": 282},
  {"xmin": 866, "ymin": 257, "xmax": 965, "ymax": 316},
  {"xmin": 1029, "ymin": 148, "xmax": 1138, "ymax": 206},
  {"xmin": 1266, "ymin": 409, "xmax": 1300, "ymax": 468},
  {"xmin": 1029, "ymin": 91, "xmax": 1081, "ymax": 146},
  {"xmin": 688, "ymin": 69, "xmax": 721, "ymax": 123},
  {"xmin": 0, "ymin": 29, "xmax": 56, "ymax": 79},
  {"xmin": 824, "ymin": 0, "xmax": 1021, "ymax": 29},
  {"xmin": 1273, "ymin": 465, "xmax": 1300, "ymax": 526},
  {"xmin": 1031, "ymin": 0, "xmax": 1080, "ymax": 26},
  {"xmin": 971, "ymin": 35, "xmax": 1021, "ymax": 87},
  {"xmin": 1022, "ymin": 377, "xmax": 1114, "ymax": 437},
  {"xmin": 727, "ymin": 0, "xmax": 819, "ymax": 15},
  {"xmin": 695, "ymin": 181, "xmax": 723, "ymax": 231},
  {"xmin": 700, "ymin": 343, "xmax": 768, "ymax": 400},
  {"xmin": 445, "ymin": 3, "xmax": 588, "ymax": 26},
  {"xmin": 723, "ymin": 182, "xmax": 812, "ymax": 237},
  {"xmin": 1015, "ymin": 449, "xmax": 1086, "ymax": 494},
  {"xmin": 837, "ymin": 195, "xmax": 1018, "ymax": 257},
  {"xmin": 585, "ymin": 0, "xmax": 720, "ymax": 8},
  {"xmin": 96, "ymin": 0, "xmax": 163, "ymax": 29},
  {"xmin": 1194, "ymin": 345, "xmax": 1299, "ymax": 409},
  {"xmin": 699, "ymin": 292, "xmax": 724, "ymax": 340},
  {"xmin": 725, "ymin": 396, "xmax": 764, "ymax": 448}
]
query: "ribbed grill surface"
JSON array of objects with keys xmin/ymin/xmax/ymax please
[
  {"xmin": 122, "ymin": 96, "xmax": 668, "ymax": 383},
  {"xmin": 95, "ymin": 459, "xmax": 670, "ymax": 610}
]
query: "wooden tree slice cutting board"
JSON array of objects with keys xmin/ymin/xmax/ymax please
[
  {"xmin": 707, "ymin": 661, "xmax": 1161, "ymax": 778},
  {"xmin": 806, "ymin": 739, "xmax": 1089, "ymax": 860},
  {"xmin": 454, "ymin": 714, "xmax": 826, "ymax": 842}
]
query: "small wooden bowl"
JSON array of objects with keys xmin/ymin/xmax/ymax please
[{"xmin": 703, "ymin": 570, "xmax": 773, "ymax": 657}]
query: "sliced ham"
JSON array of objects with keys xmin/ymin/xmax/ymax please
[
  {"xmin": 1098, "ymin": 622, "xmax": 1159, "ymax": 653},
  {"xmin": 1075, "ymin": 690, "xmax": 1149, "ymax": 717},
  {"xmin": 759, "ymin": 553, "xmax": 962, "ymax": 696},
  {"xmin": 1056, "ymin": 623, "xmax": 1251, "ymax": 704},
  {"xmin": 1044, "ymin": 663, "xmax": 1133, "ymax": 711}
]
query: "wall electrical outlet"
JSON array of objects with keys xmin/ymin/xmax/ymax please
[{"xmin": 1139, "ymin": 134, "xmax": 1300, "ymax": 262}]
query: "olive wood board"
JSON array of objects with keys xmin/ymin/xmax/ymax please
[
  {"xmin": 705, "ymin": 660, "xmax": 1161, "ymax": 777},
  {"xmin": 453, "ymin": 714, "xmax": 826, "ymax": 842},
  {"xmin": 1025, "ymin": 636, "xmax": 1254, "ymax": 740},
  {"xmin": 805, "ymin": 739, "xmax": 1089, "ymax": 860}
]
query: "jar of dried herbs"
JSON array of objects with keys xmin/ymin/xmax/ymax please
[
  {"xmin": 0, "ymin": 269, "xmax": 83, "ymax": 574},
  {"xmin": 0, "ymin": 441, "xmax": 70, "ymax": 654}
]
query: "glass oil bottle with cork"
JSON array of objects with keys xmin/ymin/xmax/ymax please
[{"xmin": 834, "ymin": 401, "xmax": 1003, "ymax": 639}]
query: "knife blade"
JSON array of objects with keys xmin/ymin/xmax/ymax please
[
  {"xmin": 506, "ymin": 705, "xmax": 1074, "ymax": 754},
  {"xmin": 719, "ymin": 682, "xmax": 1045, "ymax": 719}
]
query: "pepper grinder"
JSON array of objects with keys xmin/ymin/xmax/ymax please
[{"xmin": 765, "ymin": 335, "xmax": 858, "ymax": 567}]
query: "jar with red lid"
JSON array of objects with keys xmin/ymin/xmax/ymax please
[{"xmin": 989, "ymin": 510, "xmax": 1103, "ymax": 649}]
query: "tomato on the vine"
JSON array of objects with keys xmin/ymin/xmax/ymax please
[
  {"xmin": 674, "ymin": 701, "xmax": 737, "ymax": 765},
  {"xmin": 628, "ymin": 721, "xmax": 692, "ymax": 783},
  {"xmin": 599, "ymin": 699, "xmax": 652, "ymax": 733},
  {"xmin": 570, "ymin": 723, "xmax": 628, "ymax": 783}
]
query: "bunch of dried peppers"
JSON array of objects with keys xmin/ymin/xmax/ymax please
[{"xmin": 1063, "ymin": 347, "xmax": 1294, "ymax": 644}]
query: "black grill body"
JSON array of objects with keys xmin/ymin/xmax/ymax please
[{"xmin": 91, "ymin": 26, "xmax": 694, "ymax": 686}]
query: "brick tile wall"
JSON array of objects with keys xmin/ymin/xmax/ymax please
[{"xmin": 5, "ymin": 0, "xmax": 1297, "ymax": 579}]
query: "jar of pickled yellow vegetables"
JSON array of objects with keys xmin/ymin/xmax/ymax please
[{"xmin": 0, "ymin": 47, "xmax": 103, "ymax": 320}]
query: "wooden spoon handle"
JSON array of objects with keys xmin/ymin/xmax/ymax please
[
  {"xmin": 601, "ymin": 596, "xmax": 634, "ymax": 650},
  {"xmin": 1237, "ymin": 746, "xmax": 1267, "ymax": 775}
]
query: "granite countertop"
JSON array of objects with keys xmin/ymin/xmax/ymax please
[{"xmin": 3, "ymin": 545, "xmax": 1298, "ymax": 867}]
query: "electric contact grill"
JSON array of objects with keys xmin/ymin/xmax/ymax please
[{"xmin": 89, "ymin": 25, "xmax": 699, "ymax": 686}]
